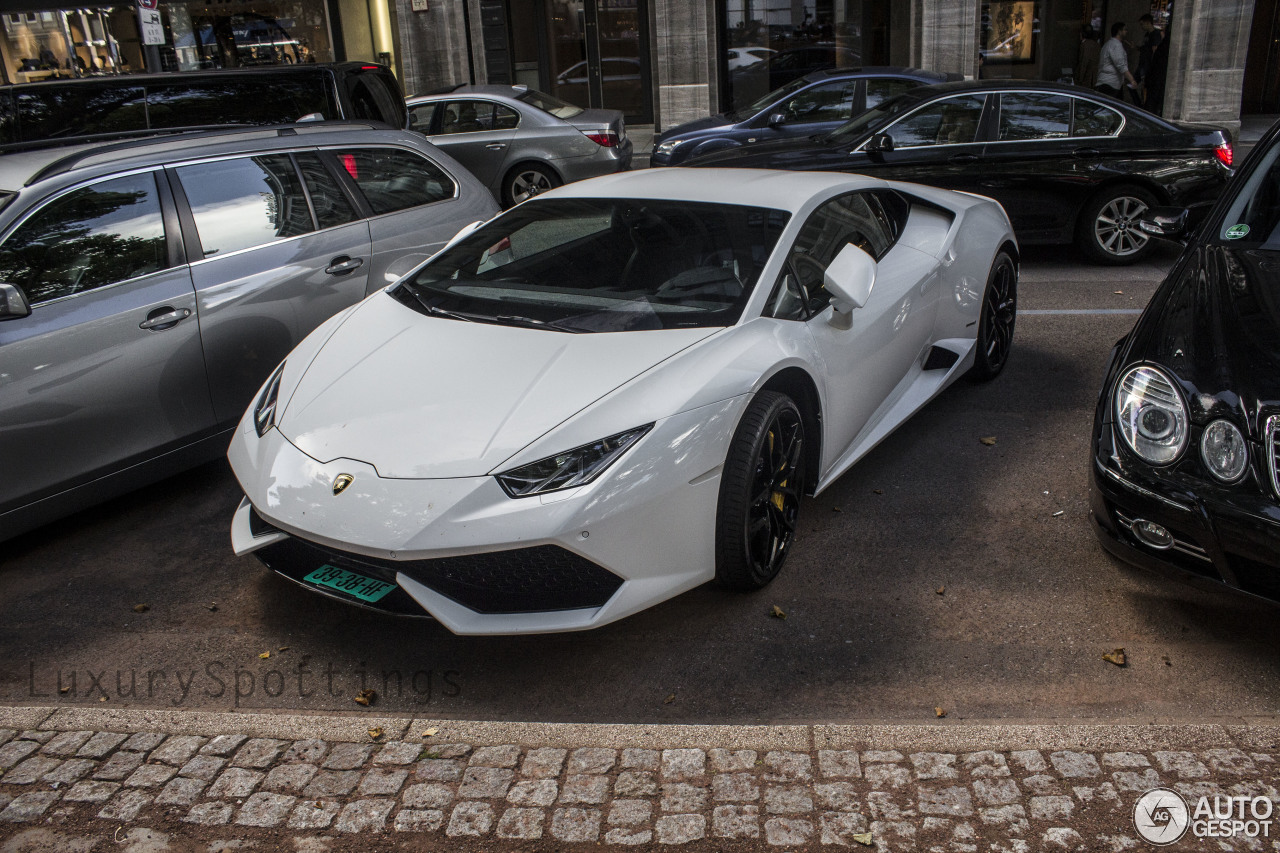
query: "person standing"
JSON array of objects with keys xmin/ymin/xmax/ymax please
[
  {"xmin": 1136, "ymin": 14, "xmax": 1163, "ymax": 107},
  {"xmin": 1097, "ymin": 21, "xmax": 1137, "ymax": 100},
  {"xmin": 1076, "ymin": 26, "xmax": 1100, "ymax": 88}
]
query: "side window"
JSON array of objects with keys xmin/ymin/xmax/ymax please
[
  {"xmin": 440, "ymin": 100, "xmax": 494, "ymax": 134},
  {"xmin": 779, "ymin": 81, "xmax": 857, "ymax": 124},
  {"xmin": 998, "ymin": 92, "xmax": 1071, "ymax": 141},
  {"xmin": 176, "ymin": 154, "xmax": 313, "ymax": 257},
  {"xmin": 786, "ymin": 192, "xmax": 896, "ymax": 315},
  {"xmin": 494, "ymin": 103, "xmax": 520, "ymax": 130},
  {"xmin": 408, "ymin": 102, "xmax": 438, "ymax": 133},
  {"xmin": 295, "ymin": 153, "xmax": 358, "ymax": 229},
  {"xmin": 1072, "ymin": 99, "xmax": 1124, "ymax": 137},
  {"xmin": 865, "ymin": 78, "xmax": 921, "ymax": 109},
  {"xmin": 346, "ymin": 74, "xmax": 405, "ymax": 126},
  {"xmin": 885, "ymin": 94, "xmax": 986, "ymax": 147},
  {"xmin": 0, "ymin": 172, "xmax": 168, "ymax": 305},
  {"xmin": 333, "ymin": 148, "xmax": 456, "ymax": 213}
]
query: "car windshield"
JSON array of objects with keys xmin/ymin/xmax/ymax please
[
  {"xmin": 727, "ymin": 75, "xmax": 814, "ymax": 122},
  {"xmin": 396, "ymin": 197, "xmax": 790, "ymax": 332},
  {"xmin": 822, "ymin": 92, "xmax": 922, "ymax": 147},
  {"xmin": 1218, "ymin": 141, "xmax": 1280, "ymax": 249},
  {"xmin": 517, "ymin": 89, "xmax": 585, "ymax": 119}
]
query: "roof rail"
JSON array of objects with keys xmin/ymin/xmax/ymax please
[{"xmin": 22, "ymin": 120, "xmax": 393, "ymax": 187}]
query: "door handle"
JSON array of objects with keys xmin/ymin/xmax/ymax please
[
  {"xmin": 485, "ymin": 143, "xmax": 507, "ymax": 150},
  {"xmin": 325, "ymin": 256, "xmax": 364, "ymax": 276},
  {"xmin": 1073, "ymin": 147, "xmax": 1101, "ymax": 158},
  {"xmin": 948, "ymin": 153, "xmax": 980, "ymax": 165},
  {"xmin": 139, "ymin": 307, "xmax": 191, "ymax": 330}
]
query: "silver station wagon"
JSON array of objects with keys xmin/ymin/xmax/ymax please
[{"xmin": 0, "ymin": 123, "xmax": 498, "ymax": 540}]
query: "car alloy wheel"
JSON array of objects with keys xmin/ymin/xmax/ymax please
[
  {"xmin": 1094, "ymin": 194, "xmax": 1151, "ymax": 257},
  {"xmin": 969, "ymin": 251, "xmax": 1017, "ymax": 381},
  {"xmin": 715, "ymin": 391, "xmax": 805, "ymax": 591},
  {"xmin": 504, "ymin": 164, "xmax": 558, "ymax": 207}
]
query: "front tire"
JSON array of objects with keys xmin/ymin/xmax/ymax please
[
  {"xmin": 967, "ymin": 251, "xmax": 1017, "ymax": 381},
  {"xmin": 714, "ymin": 391, "xmax": 805, "ymax": 591},
  {"xmin": 1076, "ymin": 184, "xmax": 1158, "ymax": 264},
  {"xmin": 502, "ymin": 163, "xmax": 559, "ymax": 208}
]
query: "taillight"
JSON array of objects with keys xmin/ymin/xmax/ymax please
[
  {"xmin": 340, "ymin": 154, "xmax": 359, "ymax": 179},
  {"xmin": 583, "ymin": 130, "xmax": 618, "ymax": 148},
  {"xmin": 1215, "ymin": 142, "xmax": 1233, "ymax": 168}
]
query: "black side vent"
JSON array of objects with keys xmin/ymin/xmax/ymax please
[{"xmin": 923, "ymin": 346, "xmax": 960, "ymax": 371}]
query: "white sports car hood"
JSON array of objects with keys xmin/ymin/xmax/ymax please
[{"xmin": 277, "ymin": 293, "xmax": 716, "ymax": 478}]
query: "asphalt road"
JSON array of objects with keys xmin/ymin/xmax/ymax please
[{"xmin": 6, "ymin": 241, "xmax": 1280, "ymax": 726}]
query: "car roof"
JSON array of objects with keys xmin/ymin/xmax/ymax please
[
  {"xmin": 538, "ymin": 167, "xmax": 884, "ymax": 213},
  {"xmin": 907, "ymin": 78, "xmax": 1133, "ymax": 100},
  {"xmin": 803, "ymin": 66, "xmax": 951, "ymax": 82},
  {"xmin": 0, "ymin": 123, "xmax": 418, "ymax": 193},
  {"xmin": 409, "ymin": 84, "xmax": 528, "ymax": 101}
]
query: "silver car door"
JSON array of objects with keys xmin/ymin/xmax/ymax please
[
  {"xmin": 792, "ymin": 192, "xmax": 940, "ymax": 473},
  {"xmin": 0, "ymin": 171, "xmax": 213, "ymax": 516},
  {"xmin": 427, "ymin": 100, "xmax": 518, "ymax": 187},
  {"xmin": 171, "ymin": 151, "xmax": 372, "ymax": 425}
]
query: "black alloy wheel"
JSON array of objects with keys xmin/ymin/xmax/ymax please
[
  {"xmin": 968, "ymin": 251, "xmax": 1017, "ymax": 381},
  {"xmin": 715, "ymin": 391, "xmax": 805, "ymax": 591}
]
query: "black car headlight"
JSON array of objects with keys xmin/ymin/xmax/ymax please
[
  {"xmin": 496, "ymin": 425, "xmax": 653, "ymax": 498},
  {"xmin": 1114, "ymin": 365, "xmax": 1188, "ymax": 465},
  {"xmin": 1200, "ymin": 419, "xmax": 1249, "ymax": 482},
  {"xmin": 253, "ymin": 361, "xmax": 286, "ymax": 437}
]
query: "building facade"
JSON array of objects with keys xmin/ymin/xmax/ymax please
[{"xmin": 397, "ymin": 0, "xmax": 1269, "ymax": 136}]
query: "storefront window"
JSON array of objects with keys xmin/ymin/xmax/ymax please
[{"xmin": 0, "ymin": 1, "xmax": 332, "ymax": 84}]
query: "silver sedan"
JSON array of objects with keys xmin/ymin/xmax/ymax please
[{"xmin": 407, "ymin": 85, "xmax": 633, "ymax": 207}]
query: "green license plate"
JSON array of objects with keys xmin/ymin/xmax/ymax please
[{"xmin": 303, "ymin": 564, "xmax": 396, "ymax": 603}]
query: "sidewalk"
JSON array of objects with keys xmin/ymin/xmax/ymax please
[{"xmin": 2, "ymin": 705, "xmax": 1279, "ymax": 850}]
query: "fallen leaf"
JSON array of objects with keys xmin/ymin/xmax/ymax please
[
  {"xmin": 873, "ymin": 489, "xmax": 883, "ymax": 495},
  {"xmin": 133, "ymin": 603, "xmax": 150, "ymax": 613},
  {"xmin": 59, "ymin": 686, "xmax": 70, "ymax": 694},
  {"xmin": 258, "ymin": 651, "xmax": 270, "ymax": 660},
  {"xmin": 354, "ymin": 688, "xmax": 377, "ymax": 707},
  {"xmin": 979, "ymin": 436, "xmax": 997, "ymax": 446},
  {"xmin": 368, "ymin": 727, "xmax": 384, "ymax": 740},
  {"xmin": 99, "ymin": 696, "xmax": 107, "ymax": 702},
  {"xmin": 852, "ymin": 832, "xmax": 874, "ymax": 847},
  {"xmin": 935, "ymin": 707, "xmax": 946, "ymax": 718},
  {"xmin": 832, "ymin": 506, "xmax": 842, "ymax": 513},
  {"xmin": 1162, "ymin": 655, "xmax": 1172, "ymax": 667},
  {"xmin": 1102, "ymin": 648, "xmax": 1127, "ymax": 667},
  {"xmin": 206, "ymin": 603, "xmax": 218, "ymax": 612},
  {"xmin": 422, "ymin": 727, "xmax": 439, "ymax": 738},
  {"xmin": 771, "ymin": 605, "xmax": 787, "ymax": 620},
  {"xmin": 278, "ymin": 646, "xmax": 290, "ymax": 652},
  {"xmin": 663, "ymin": 693, "xmax": 676, "ymax": 705},
  {"xmin": 936, "ymin": 586, "xmax": 946, "ymax": 595}
]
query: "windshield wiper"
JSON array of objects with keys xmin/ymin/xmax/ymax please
[
  {"xmin": 399, "ymin": 285, "xmax": 475, "ymax": 323},
  {"xmin": 492, "ymin": 314, "xmax": 582, "ymax": 333}
]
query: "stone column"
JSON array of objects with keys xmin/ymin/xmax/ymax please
[
  {"xmin": 651, "ymin": 0, "xmax": 718, "ymax": 131},
  {"xmin": 910, "ymin": 0, "xmax": 979, "ymax": 79},
  {"xmin": 1162, "ymin": 0, "xmax": 1255, "ymax": 136},
  {"xmin": 394, "ymin": 0, "xmax": 483, "ymax": 96}
]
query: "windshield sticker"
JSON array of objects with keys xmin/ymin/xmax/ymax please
[{"xmin": 1225, "ymin": 224, "xmax": 1250, "ymax": 239}]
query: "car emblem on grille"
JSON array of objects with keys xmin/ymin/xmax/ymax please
[{"xmin": 332, "ymin": 474, "xmax": 354, "ymax": 495}]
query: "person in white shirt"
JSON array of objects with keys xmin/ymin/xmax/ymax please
[{"xmin": 1096, "ymin": 21, "xmax": 1138, "ymax": 100}]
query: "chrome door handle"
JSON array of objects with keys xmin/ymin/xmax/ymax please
[
  {"xmin": 948, "ymin": 153, "xmax": 980, "ymax": 165},
  {"xmin": 139, "ymin": 307, "xmax": 191, "ymax": 330},
  {"xmin": 1073, "ymin": 147, "xmax": 1100, "ymax": 157},
  {"xmin": 485, "ymin": 143, "xmax": 507, "ymax": 150},
  {"xmin": 325, "ymin": 256, "xmax": 364, "ymax": 276}
]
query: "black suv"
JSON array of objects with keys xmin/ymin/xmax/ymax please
[{"xmin": 0, "ymin": 62, "xmax": 407, "ymax": 147}]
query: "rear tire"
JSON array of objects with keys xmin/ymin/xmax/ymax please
[
  {"xmin": 714, "ymin": 391, "xmax": 805, "ymax": 591},
  {"xmin": 1076, "ymin": 184, "xmax": 1158, "ymax": 265},
  {"xmin": 967, "ymin": 251, "xmax": 1017, "ymax": 381},
  {"xmin": 502, "ymin": 163, "xmax": 559, "ymax": 208}
]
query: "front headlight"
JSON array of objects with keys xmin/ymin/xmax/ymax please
[
  {"xmin": 496, "ymin": 424, "xmax": 653, "ymax": 498},
  {"xmin": 1200, "ymin": 419, "xmax": 1249, "ymax": 482},
  {"xmin": 253, "ymin": 361, "xmax": 286, "ymax": 437},
  {"xmin": 655, "ymin": 138, "xmax": 687, "ymax": 155},
  {"xmin": 1114, "ymin": 365, "xmax": 1188, "ymax": 464}
]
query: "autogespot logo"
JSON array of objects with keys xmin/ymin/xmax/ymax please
[{"xmin": 1134, "ymin": 788, "xmax": 1190, "ymax": 845}]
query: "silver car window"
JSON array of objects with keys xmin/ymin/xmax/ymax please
[
  {"xmin": 0, "ymin": 171, "xmax": 168, "ymax": 306},
  {"xmin": 295, "ymin": 153, "xmax": 358, "ymax": 229},
  {"xmin": 332, "ymin": 148, "xmax": 455, "ymax": 214},
  {"xmin": 176, "ymin": 154, "xmax": 314, "ymax": 257}
]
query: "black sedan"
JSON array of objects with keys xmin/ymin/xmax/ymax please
[
  {"xmin": 1090, "ymin": 118, "xmax": 1280, "ymax": 602},
  {"xmin": 683, "ymin": 80, "xmax": 1233, "ymax": 265}
]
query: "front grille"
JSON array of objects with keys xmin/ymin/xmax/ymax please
[
  {"xmin": 1267, "ymin": 415, "xmax": 1280, "ymax": 500},
  {"xmin": 257, "ymin": 535, "xmax": 623, "ymax": 615}
]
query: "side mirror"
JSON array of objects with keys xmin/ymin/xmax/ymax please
[
  {"xmin": 865, "ymin": 132, "xmax": 894, "ymax": 154},
  {"xmin": 0, "ymin": 283, "xmax": 31, "ymax": 321},
  {"xmin": 767, "ymin": 112, "xmax": 787, "ymax": 128},
  {"xmin": 1138, "ymin": 207, "xmax": 1189, "ymax": 241},
  {"xmin": 824, "ymin": 244, "xmax": 876, "ymax": 328}
]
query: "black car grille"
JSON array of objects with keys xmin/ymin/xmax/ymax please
[
  {"xmin": 1267, "ymin": 415, "xmax": 1280, "ymax": 500},
  {"xmin": 256, "ymin": 535, "xmax": 624, "ymax": 615}
]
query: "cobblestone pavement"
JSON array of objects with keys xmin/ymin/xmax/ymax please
[{"xmin": 3, "ymin": 711, "xmax": 1280, "ymax": 851}]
